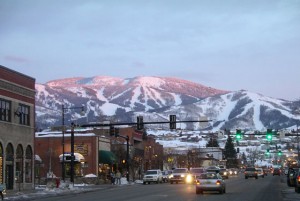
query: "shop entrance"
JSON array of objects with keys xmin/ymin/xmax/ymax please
[{"xmin": 5, "ymin": 165, "xmax": 14, "ymax": 189}]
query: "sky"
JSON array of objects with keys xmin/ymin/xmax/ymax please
[{"xmin": 0, "ymin": 0, "xmax": 300, "ymax": 101}]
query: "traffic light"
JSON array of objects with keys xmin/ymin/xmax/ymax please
[
  {"xmin": 169, "ymin": 115, "xmax": 176, "ymax": 129},
  {"xmin": 109, "ymin": 126, "xmax": 115, "ymax": 136},
  {"xmin": 266, "ymin": 149, "xmax": 270, "ymax": 155},
  {"xmin": 278, "ymin": 150, "xmax": 282, "ymax": 156},
  {"xmin": 236, "ymin": 129, "xmax": 242, "ymax": 141},
  {"xmin": 266, "ymin": 129, "xmax": 272, "ymax": 141},
  {"xmin": 137, "ymin": 116, "xmax": 144, "ymax": 130}
]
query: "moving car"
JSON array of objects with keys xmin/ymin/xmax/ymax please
[
  {"xmin": 273, "ymin": 168, "xmax": 281, "ymax": 176},
  {"xmin": 169, "ymin": 168, "xmax": 189, "ymax": 184},
  {"xmin": 244, "ymin": 167, "xmax": 258, "ymax": 179},
  {"xmin": 228, "ymin": 168, "xmax": 238, "ymax": 176},
  {"xmin": 219, "ymin": 168, "xmax": 229, "ymax": 179},
  {"xmin": 287, "ymin": 168, "xmax": 299, "ymax": 187},
  {"xmin": 195, "ymin": 172, "xmax": 226, "ymax": 194},
  {"xmin": 143, "ymin": 169, "xmax": 163, "ymax": 184},
  {"xmin": 188, "ymin": 167, "xmax": 206, "ymax": 183},
  {"xmin": 162, "ymin": 170, "xmax": 172, "ymax": 183},
  {"xmin": 206, "ymin": 166, "xmax": 221, "ymax": 173},
  {"xmin": 256, "ymin": 168, "xmax": 265, "ymax": 178},
  {"xmin": 294, "ymin": 169, "xmax": 300, "ymax": 193}
]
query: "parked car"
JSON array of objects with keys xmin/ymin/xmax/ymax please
[
  {"xmin": 256, "ymin": 168, "xmax": 265, "ymax": 178},
  {"xmin": 169, "ymin": 168, "xmax": 189, "ymax": 184},
  {"xmin": 143, "ymin": 169, "xmax": 163, "ymax": 184},
  {"xmin": 273, "ymin": 168, "xmax": 281, "ymax": 176},
  {"xmin": 244, "ymin": 167, "xmax": 258, "ymax": 179},
  {"xmin": 287, "ymin": 168, "xmax": 299, "ymax": 187},
  {"xmin": 195, "ymin": 172, "xmax": 226, "ymax": 194}
]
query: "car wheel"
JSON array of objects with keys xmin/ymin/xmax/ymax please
[
  {"xmin": 295, "ymin": 187, "xmax": 300, "ymax": 193},
  {"xmin": 196, "ymin": 189, "xmax": 200, "ymax": 194},
  {"xmin": 245, "ymin": 176, "xmax": 248, "ymax": 179},
  {"xmin": 255, "ymin": 176, "xmax": 258, "ymax": 179},
  {"xmin": 170, "ymin": 181, "xmax": 173, "ymax": 184},
  {"xmin": 219, "ymin": 190, "xmax": 223, "ymax": 194},
  {"xmin": 143, "ymin": 182, "xmax": 146, "ymax": 185},
  {"xmin": 223, "ymin": 188, "xmax": 226, "ymax": 194}
]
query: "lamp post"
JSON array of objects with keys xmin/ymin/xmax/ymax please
[{"xmin": 61, "ymin": 105, "xmax": 84, "ymax": 181}]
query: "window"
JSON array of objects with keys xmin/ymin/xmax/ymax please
[
  {"xmin": 18, "ymin": 104, "xmax": 30, "ymax": 126},
  {"xmin": 0, "ymin": 99, "xmax": 11, "ymax": 122}
]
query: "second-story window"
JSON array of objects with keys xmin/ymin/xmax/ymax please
[
  {"xmin": 0, "ymin": 99, "xmax": 11, "ymax": 122},
  {"xmin": 18, "ymin": 104, "xmax": 30, "ymax": 126}
]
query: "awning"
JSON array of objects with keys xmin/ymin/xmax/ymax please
[
  {"xmin": 99, "ymin": 150, "xmax": 116, "ymax": 164},
  {"xmin": 59, "ymin": 153, "xmax": 85, "ymax": 162}
]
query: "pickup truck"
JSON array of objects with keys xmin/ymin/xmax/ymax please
[{"xmin": 244, "ymin": 167, "xmax": 258, "ymax": 179}]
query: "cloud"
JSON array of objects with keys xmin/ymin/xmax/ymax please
[{"xmin": 4, "ymin": 55, "xmax": 30, "ymax": 63}]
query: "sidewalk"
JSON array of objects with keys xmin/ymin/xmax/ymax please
[{"xmin": 4, "ymin": 178, "xmax": 139, "ymax": 200}]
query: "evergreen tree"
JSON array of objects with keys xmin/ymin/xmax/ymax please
[
  {"xmin": 206, "ymin": 137, "xmax": 219, "ymax": 147},
  {"xmin": 223, "ymin": 135, "xmax": 238, "ymax": 168}
]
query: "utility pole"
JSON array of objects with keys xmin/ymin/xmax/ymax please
[
  {"xmin": 70, "ymin": 123, "xmax": 75, "ymax": 185},
  {"xmin": 126, "ymin": 135, "xmax": 129, "ymax": 182}
]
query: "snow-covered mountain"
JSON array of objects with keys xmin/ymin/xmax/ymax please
[{"xmin": 35, "ymin": 76, "xmax": 300, "ymax": 131}]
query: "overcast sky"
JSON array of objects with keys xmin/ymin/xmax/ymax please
[{"xmin": 1, "ymin": 0, "xmax": 300, "ymax": 101}]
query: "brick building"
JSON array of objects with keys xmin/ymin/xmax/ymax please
[
  {"xmin": 0, "ymin": 65, "xmax": 36, "ymax": 190},
  {"xmin": 35, "ymin": 126, "xmax": 164, "ymax": 182}
]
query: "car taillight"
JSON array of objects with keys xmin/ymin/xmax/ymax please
[
  {"xmin": 196, "ymin": 180, "xmax": 200, "ymax": 185},
  {"xmin": 297, "ymin": 176, "xmax": 300, "ymax": 182},
  {"xmin": 216, "ymin": 180, "xmax": 221, "ymax": 185}
]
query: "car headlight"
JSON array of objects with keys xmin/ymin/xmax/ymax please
[
  {"xmin": 186, "ymin": 174, "xmax": 193, "ymax": 183},
  {"xmin": 181, "ymin": 174, "xmax": 185, "ymax": 177},
  {"xmin": 169, "ymin": 174, "xmax": 173, "ymax": 178},
  {"xmin": 224, "ymin": 172, "xmax": 227, "ymax": 175}
]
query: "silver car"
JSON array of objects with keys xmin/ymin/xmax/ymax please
[{"xmin": 195, "ymin": 172, "xmax": 226, "ymax": 194}]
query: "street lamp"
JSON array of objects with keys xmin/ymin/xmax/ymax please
[{"xmin": 61, "ymin": 104, "xmax": 84, "ymax": 181}]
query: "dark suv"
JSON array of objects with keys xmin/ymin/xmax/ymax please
[{"xmin": 287, "ymin": 168, "xmax": 299, "ymax": 187}]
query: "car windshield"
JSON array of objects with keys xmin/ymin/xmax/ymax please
[
  {"xmin": 199, "ymin": 173, "xmax": 218, "ymax": 179},
  {"xmin": 190, "ymin": 169, "xmax": 204, "ymax": 173},
  {"xmin": 173, "ymin": 169, "xmax": 187, "ymax": 173},
  {"xmin": 146, "ymin": 171, "xmax": 157, "ymax": 175}
]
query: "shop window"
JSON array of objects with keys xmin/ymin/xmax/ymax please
[{"xmin": 25, "ymin": 146, "xmax": 33, "ymax": 183}]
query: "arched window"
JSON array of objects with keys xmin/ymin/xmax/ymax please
[
  {"xmin": 16, "ymin": 144, "xmax": 24, "ymax": 183},
  {"xmin": 25, "ymin": 146, "xmax": 33, "ymax": 183}
]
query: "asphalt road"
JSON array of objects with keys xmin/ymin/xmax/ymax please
[{"xmin": 30, "ymin": 174, "xmax": 299, "ymax": 201}]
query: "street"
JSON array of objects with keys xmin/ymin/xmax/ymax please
[{"xmin": 27, "ymin": 174, "xmax": 300, "ymax": 201}]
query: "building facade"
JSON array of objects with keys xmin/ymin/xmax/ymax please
[
  {"xmin": 0, "ymin": 65, "xmax": 36, "ymax": 190},
  {"xmin": 35, "ymin": 126, "xmax": 164, "ymax": 183}
]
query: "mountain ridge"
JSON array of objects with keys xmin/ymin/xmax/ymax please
[{"xmin": 35, "ymin": 76, "xmax": 300, "ymax": 131}]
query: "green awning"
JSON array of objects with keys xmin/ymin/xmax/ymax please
[{"xmin": 99, "ymin": 150, "xmax": 116, "ymax": 164}]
